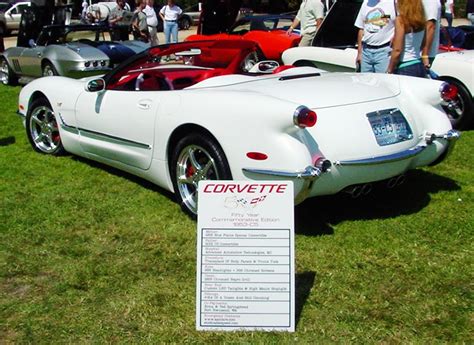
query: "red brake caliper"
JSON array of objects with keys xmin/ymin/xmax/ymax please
[{"xmin": 186, "ymin": 162, "xmax": 195, "ymax": 178}]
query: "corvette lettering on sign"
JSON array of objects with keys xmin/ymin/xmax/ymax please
[{"xmin": 196, "ymin": 181, "xmax": 295, "ymax": 332}]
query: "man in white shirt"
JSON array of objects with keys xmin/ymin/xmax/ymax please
[
  {"xmin": 287, "ymin": 0, "xmax": 325, "ymax": 47},
  {"xmin": 445, "ymin": 0, "xmax": 454, "ymax": 27},
  {"xmin": 421, "ymin": 0, "xmax": 441, "ymax": 68},
  {"xmin": 354, "ymin": 0, "xmax": 397, "ymax": 73},
  {"xmin": 144, "ymin": 0, "xmax": 159, "ymax": 46}
]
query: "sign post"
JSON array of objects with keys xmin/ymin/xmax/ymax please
[{"xmin": 196, "ymin": 181, "xmax": 295, "ymax": 332}]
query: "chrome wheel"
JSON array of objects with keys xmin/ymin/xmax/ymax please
[
  {"xmin": 28, "ymin": 106, "xmax": 61, "ymax": 154},
  {"xmin": 42, "ymin": 64, "xmax": 57, "ymax": 77},
  {"xmin": 445, "ymin": 94, "xmax": 465, "ymax": 123},
  {"xmin": 0, "ymin": 59, "xmax": 10, "ymax": 85},
  {"xmin": 440, "ymin": 79, "xmax": 473, "ymax": 130},
  {"xmin": 176, "ymin": 145, "xmax": 220, "ymax": 214}
]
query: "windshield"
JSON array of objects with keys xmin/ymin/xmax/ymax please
[
  {"xmin": 105, "ymin": 40, "xmax": 260, "ymax": 91},
  {"xmin": 37, "ymin": 27, "xmax": 108, "ymax": 46},
  {"xmin": 65, "ymin": 30, "xmax": 107, "ymax": 42}
]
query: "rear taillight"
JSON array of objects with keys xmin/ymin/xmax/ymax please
[
  {"xmin": 293, "ymin": 106, "xmax": 317, "ymax": 128},
  {"xmin": 440, "ymin": 82, "xmax": 458, "ymax": 102}
]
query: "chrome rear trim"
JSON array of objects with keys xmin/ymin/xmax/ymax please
[
  {"xmin": 335, "ymin": 146, "xmax": 427, "ymax": 166},
  {"xmin": 243, "ymin": 165, "xmax": 323, "ymax": 180}
]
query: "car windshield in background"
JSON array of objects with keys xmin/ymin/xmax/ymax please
[
  {"xmin": 37, "ymin": 27, "xmax": 108, "ymax": 45},
  {"xmin": 230, "ymin": 17, "xmax": 294, "ymax": 34},
  {"xmin": 65, "ymin": 30, "xmax": 107, "ymax": 42}
]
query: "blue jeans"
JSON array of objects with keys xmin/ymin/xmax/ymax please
[
  {"xmin": 445, "ymin": 13, "xmax": 453, "ymax": 27},
  {"xmin": 164, "ymin": 21, "xmax": 178, "ymax": 44},
  {"xmin": 395, "ymin": 61, "xmax": 427, "ymax": 78},
  {"xmin": 361, "ymin": 45, "xmax": 391, "ymax": 73}
]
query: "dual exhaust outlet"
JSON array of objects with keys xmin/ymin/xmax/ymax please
[{"xmin": 344, "ymin": 174, "xmax": 405, "ymax": 198}]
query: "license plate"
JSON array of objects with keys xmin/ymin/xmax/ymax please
[{"xmin": 367, "ymin": 109, "xmax": 413, "ymax": 146}]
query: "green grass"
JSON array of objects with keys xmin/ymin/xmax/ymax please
[{"xmin": 0, "ymin": 84, "xmax": 472, "ymax": 343}]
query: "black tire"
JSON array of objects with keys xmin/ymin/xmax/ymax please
[
  {"xmin": 440, "ymin": 79, "xmax": 474, "ymax": 130},
  {"xmin": 170, "ymin": 133, "xmax": 232, "ymax": 218},
  {"xmin": 42, "ymin": 61, "xmax": 59, "ymax": 77},
  {"xmin": 26, "ymin": 97, "xmax": 66, "ymax": 155},
  {"xmin": 0, "ymin": 57, "xmax": 18, "ymax": 86},
  {"xmin": 179, "ymin": 16, "xmax": 191, "ymax": 30}
]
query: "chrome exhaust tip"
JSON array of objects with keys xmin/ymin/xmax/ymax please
[
  {"xmin": 345, "ymin": 185, "xmax": 363, "ymax": 198},
  {"xmin": 361, "ymin": 183, "xmax": 373, "ymax": 195},
  {"xmin": 387, "ymin": 177, "xmax": 398, "ymax": 189},
  {"xmin": 396, "ymin": 174, "xmax": 406, "ymax": 186}
]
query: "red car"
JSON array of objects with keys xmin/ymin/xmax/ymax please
[{"xmin": 186, "ymin": 15, "xmax": 301, "ymax": 61}]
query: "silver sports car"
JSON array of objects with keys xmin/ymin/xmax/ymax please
[{"xmin": 0, "ymin": 24, "xmax": 148, "ymax": 85}]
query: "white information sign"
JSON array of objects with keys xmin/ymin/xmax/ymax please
[{"xmin": 196, "ymin": 181, "xmax": 295, "ymax": 332}]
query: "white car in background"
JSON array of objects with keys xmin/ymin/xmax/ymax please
[
  {"xmin": 17, "ymin": 40, "xmax": 460, "ymax": 217},
  {"xmin": 282, "ymin": 0, "xmax": 474, "ymax": 130},
  {"xmin": 0, "ymin": 1, "xmax": 30, "ymax": 35}
]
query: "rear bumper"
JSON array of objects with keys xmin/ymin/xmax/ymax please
[
  {"xmin": 242, "ymin": 129, "xmax": 460, "ymax": 203},
  {"xmin": 336, "ymin": 129, "xmax": 460, "ymax": 166}
]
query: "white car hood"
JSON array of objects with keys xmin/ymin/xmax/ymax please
[{"xmin": 194, "ymin": 69, "xmax": 401, "ymax": 108}]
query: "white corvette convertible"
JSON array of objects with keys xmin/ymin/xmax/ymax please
[{"xmin": 18, "ymin": 40, "xmax": 460, "ymax": 216}]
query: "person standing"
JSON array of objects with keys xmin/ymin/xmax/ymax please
[
  {"xmin": 387, "ymin": 0, "xmax": 427, "ymax": 77},
  {"xmin": 421, "ymin": 0, "xmax": 442, "ymax": 69},
  {"xmin": 81, "ymin": 0, "xmax": 89, "ymax": 23},
  {"xmin": 144, "ymin": 0, "xmax": 158, "ymax": 46},
  {"xmin": 132, "ymin": 0, "xmax": 150, "ymax": 43},
  {"xmin": 109, "ymin": 0, "xmax": 129, "ymax": 41},
  {"xmin": 467, "ymin": 0, "xmax": 474, "ymax": 25},
  {"xmin": 159, "ymin": 0, "xmax": 182, "ymax": 44},
  {"xmin": 355, "ymin": 0, "xmax": 397, "ymax": 73},
  {"xmin": 287, "ymin": 0, "xmax": 325, "ymax": 47},
  {"xmin": 444, "ymin": 0, "xmax": 454, "ymax": 27}
]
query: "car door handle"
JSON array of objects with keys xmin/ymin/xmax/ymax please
[
  {"xmin": 36, "ymin": 52, "xmax": 42, "ymax": 57},
  {"xmin": 137, "ymin": 100, "xmax": 152, "ymax": 110}
]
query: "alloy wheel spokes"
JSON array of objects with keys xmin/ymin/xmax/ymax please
[
  {"xmin": 29, "ymin": 106, "xmax": 60, "ymax": 153},
  {"xmin": 0, "ymin": 62, "xmax": 8, "ymax": 84},
  {"xmin": 176, "ymin": 145, "xmax": 220, "ymax": 214},
  {"xmin": 188, "ymin": 147, "xmax": 203, "ymax": 171}
]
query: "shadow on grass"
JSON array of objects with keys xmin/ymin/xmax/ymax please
[
  {"xmin": 70, "ymin": 156, "xmax": 176, "ymax": 203},
  {"xmin": 295, "ymin": 169, "xmax": 460, "ymax": 236},
  {"xmin": 295, "ymin": 271, "xmax": 316, "ymax": 328},
  {"xmin": 0, "ymin": 136, "xmax": 15, "ymax": 146},
  {"xmin": 70, "ymin": 156, "xmax": 460, "ymax": 233}
]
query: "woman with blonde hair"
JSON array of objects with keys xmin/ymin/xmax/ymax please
[{"xmin": 387, "ymin": 0, "xmax": 427, "ymax": 77}]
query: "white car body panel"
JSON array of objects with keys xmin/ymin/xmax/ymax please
[
  {"xmin": 431, "ymin": 50, "xmax": 474, "ymax": 97},
  {"xmin": 18, "ymin": 67, "xmax": 458, "ymax": 207},
  {"xmin": 282, "ymin": 46, "xmax": 357, "ymax": 72}
]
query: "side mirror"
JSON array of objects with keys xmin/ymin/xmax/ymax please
[
  {"xmin": 85, "ymin": 78, "xmax": 105, "ymax": 92},
  {"xmin": 28, "ymin": 39, "xmax": 36, "ymax": 48}
]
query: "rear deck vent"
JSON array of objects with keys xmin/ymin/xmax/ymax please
[{"xmin": 279, "ymin": 73, "xmax": 321, "ymax": 81}]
